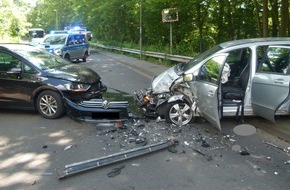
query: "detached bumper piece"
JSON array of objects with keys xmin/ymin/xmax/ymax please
[
  {"xmin": 57, "ymin": 139, "xmax": 179, "ymax": 179},
  {"xmin": 64, "ymin": 98, "xmax": 129, "ymax": 123}
]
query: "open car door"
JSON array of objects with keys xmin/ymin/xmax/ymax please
[
  {"xmin": 252, "ymin": 46, "xmax": 290, "ymax": 122},
  {"xmin": 192, "ymin": 54, "xmax": 229, "ymax": 131}
]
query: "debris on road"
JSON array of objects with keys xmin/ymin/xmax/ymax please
[
  {"xmin": 245, "ymin": 160, "xmax": 266, "ymax": 174},
  {"xmin": 250, "ymin": 154, "xmax": 271, "ymax": 161},
  {"xmin": 284, "ymin": 160, "xmax": 290, "ymax": 165},
  {"xmin": 107, "ymin": 165, "xmax": 125, "ymax": 178},
  {"xmin": 57, "ymin": 138, "xmax": 179, "ymax": 179},
  {"xmin": 240, "ymin": 150, "xmax": 250, "ymax": 156},
  {"xmin": 64, "ymin": 145, "xmax": 73, "ymax": 151},
  {"xmin": 132, "ymin": 163, "xmax": 141, "ymax": 167},
  {"xmin": 190, "ymin": 147, "xmax": 213, "ymax": 161},
  {"xmin": 263, "ymin": 140, "xmax": 290, "ymax": 153}
]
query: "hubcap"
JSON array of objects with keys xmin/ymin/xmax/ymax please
[
  {"xmin": 39, "ymin": 95, "xmax": 58, "ymax": 116},
  {"xmin": 169, "ymin": 102, "xmax": 192, "ymax": 125}
]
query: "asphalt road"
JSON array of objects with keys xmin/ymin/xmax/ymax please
[{"xmin": 0, "ymin": 51, "xmax": 289, "ymax": 190}]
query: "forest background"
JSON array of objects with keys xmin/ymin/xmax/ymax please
[{"xmin": 1, "ymin": 0, "xmax": 289, "ymax": 56}]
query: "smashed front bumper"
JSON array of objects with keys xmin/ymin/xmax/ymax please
[{"xmin": 64, "ymin": 98, "xmax": 129, "ymax": 123}]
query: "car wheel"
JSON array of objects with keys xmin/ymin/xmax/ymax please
[
  {"xmin": 64, "ymin": 54, "xmax": 71, "ymax": 62},
  {"xmin": 164, "ymin": 101, "xmax": 193, "ymax": 125},
  {"xmin": 82, "ymin": 52, "xmax": 88, "ymax": 62},
  {"xmin": 36, "ymin": 90, "xmax": 65, "ymax": 119}
]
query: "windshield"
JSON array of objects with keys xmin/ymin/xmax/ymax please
[
  {"xmin": 13, "ymin": 47, "xmax": 69, "ymax": 70},
  {"xmin": 29, "ymin": 29, "xmax": 45, "ymax": 38},
  {"xmin": 178, "ymin": 45, "xmax": 222, "ymax": 72},
  {"xmin": 43, "ymin": 35, "xmax": 67, "ymax": 45}
]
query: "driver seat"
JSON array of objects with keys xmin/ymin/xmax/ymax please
[{"xmin": 222, "ymin": 61, "xmax": 250, "ymax": 122}]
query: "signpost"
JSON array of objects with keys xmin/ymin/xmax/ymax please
[{"xmin": 162, "ymin": 8, "xmax": 179, "ymax": 54}]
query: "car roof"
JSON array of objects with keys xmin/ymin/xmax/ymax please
[
  {"xmin": 219, "ymin": 37, "xmax": 290, "ymax": 49},
  {"xmin": 0, "ymin": 43, "xmax": 38, "ymax": 51}
]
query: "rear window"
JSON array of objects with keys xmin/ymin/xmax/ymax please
[{"xmin": 257, "ymin": 45, "xmax": 290, "ymax": 74}]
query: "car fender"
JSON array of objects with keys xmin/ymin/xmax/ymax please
[{"xmin": 168, "ymin": 94, "xmax": 184, "ymax": 103}]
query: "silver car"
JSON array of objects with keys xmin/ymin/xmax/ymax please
[
  {"xmin": 136, "ymin": 38, "xmax": 290, "ymax": 130},
  {"xmin": 38, "ymin": 33, "xmax": 89, "ymax": 62}
]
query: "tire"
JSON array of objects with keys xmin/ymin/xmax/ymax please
[
  {"xmin": 36, "ymin": 90, "xmax": 65, "ymax": 119},
  {"xmin": 64, "ymin": 54, "xmax": 71, "ymax": 62},
  {"xmin": 82, "ymin": 52, "xmax": 88, "ymax": 62},
  {"xmin": 164, "ymin": 101, "xmax": 193, "ymax": 125}
]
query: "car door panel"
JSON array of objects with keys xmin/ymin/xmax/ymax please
[
  {"xmin": 252, "ymin": 45, "xmax": 290, "ymax": 122},
  {"xmin": 252, "ymin": 73, "xmax": 290, "ymax": 122},
  {"xmin": 192, "ymin": 54, "xmax": 229, "ymax": 131},
  {"xmin": 194, "ymin": 81, "xmax": 221, "ymax": 130}
]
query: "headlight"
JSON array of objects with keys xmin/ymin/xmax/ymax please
[
  {"xmin": 63, "ymin": 83, "xmax": 91, "ymax": 92},
  {"xmin": 53, "ymin": 48, "xmax": 62, "ymax": 56}
]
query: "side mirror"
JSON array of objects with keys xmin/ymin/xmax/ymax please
[{"xmin": 184, "ymin": 73, "xmax": 194, "ymax": 82}]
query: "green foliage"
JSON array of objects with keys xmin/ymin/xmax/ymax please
[
  {"xmin": 2, "ymin": 0, "xmax": 289, "ymax": 55},
  {"xmin": 0, "ymin": 0, "xmax": 31, "ymax": 42}
]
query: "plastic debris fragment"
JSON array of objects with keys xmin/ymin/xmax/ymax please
[
  {"xmin": 64, "ymin": 145, "xmax": 73, "ymax": 151},
  {"xmin": 245, "ymin": 160, "xmax": 266, "ymax": 174},
  {"xmin": 284, "ymin": 160, "xmax": 290, "ymax": 165},
  {"xmin": 107, "ymin": 165, "xmax": 125, "ymax": 178},
  {"xmin": 240, "ymin": 150, "xmax": 250, "ymax": 156},
  {"xmin": 201, "ymin": 139, "xmax": 210, "ymax": 148}
]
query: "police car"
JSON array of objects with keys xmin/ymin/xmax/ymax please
[{"xmin": 38, "ymin": 31, "xmax": 90, "ymax": 62}]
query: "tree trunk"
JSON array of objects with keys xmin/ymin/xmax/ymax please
[
  {"xmin": 262, "ymin": 0, "xmax": 269, "ymax": 37},
  {"xmin": 254, "ymin": 0, "xmax": 262, "ymax": 37},
  {"xmin": 270, "ymin": 0, "xmax": 279, "ymax": 36},
  {"xmin": 279, "ymin": 0, "xmax": 289, "ymax": 36},
  {"xmin": 216, "ymin": 1, "xmax": 224, "ymax": 43}
]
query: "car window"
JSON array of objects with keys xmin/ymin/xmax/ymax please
[
  {"xmin": 198, "ymin": 55, "xmax": 225, "ymax": 85},
  {"xmin": 23, "ymin": 64, "xmax": 38, "ymax": 74},
  {"xmin": 0, "ymin": 53, "xmax": 22, "ymax": 79},
  {"xmin": 43, "ymin": 35, "xmax": 67, "ymax": 45},
  {"xmin": 0, "ymin": 52, "xmax": 38, "ymax": 76},
  {"xmin": 67, "ymin": 35, "xmax": 74, "ymax": 45},
  {"xmin": 73, "ymin": 34, "xmax": 87, "ymax": 44},
  {"xmin": 0, "ymin": 53, "xmax": 21, "ymax": 72},
  {"xmin": 225, "ymin": 48, "xmax": 251, "ymax": 79},
  {"xmin": 257, "ymin": 45, "xmax": 290, "ymax": 75},
  {"xmin": 179, "ymin": 45, "xmax": 222, "ymax": 72}
]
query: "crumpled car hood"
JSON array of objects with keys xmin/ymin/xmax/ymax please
[
  {"xmin": 151, "ymin": 66, "xmax": 180, "ymax": 94},
  {"xmin": 48, "ymin": 65, "xmax": 101, "ymax": 83}
]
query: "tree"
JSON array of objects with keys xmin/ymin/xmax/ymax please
[{"xmin": 0, "ymin": 0, "xmax": 31, "ymax": 41}]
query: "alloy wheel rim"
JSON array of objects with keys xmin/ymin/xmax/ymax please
[
  {"xmin": 169, "ymin": 103, "xmax": 192, "ymax": 125},
  {"xmin": 39, "ymin": 95, "xmax": 58, "ymax": 116}
]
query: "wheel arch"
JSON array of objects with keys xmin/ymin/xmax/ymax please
[
  {"xmin": 32, "ymin": 87, "xmax": 64, "ymax": 110},
  {"xmin": 156, "ymin": 94, "xmax": 192, "ymax": 116}
]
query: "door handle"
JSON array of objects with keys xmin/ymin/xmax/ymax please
[
  {"xmin": 208, "ymin": 90, "xmax": 214, "ymax": 97},
  {"xmin": 273, "ymin": 78, "xmax": 284, "ymax": 84}
]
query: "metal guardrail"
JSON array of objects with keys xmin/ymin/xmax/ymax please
[{"xmin": 93, "ymin": 44, "xmax": 193, "ymax": 63}]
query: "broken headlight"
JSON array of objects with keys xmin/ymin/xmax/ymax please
[{"xmin": 63, "ymin": 83, "xmax": 91, "ymax": 92}]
